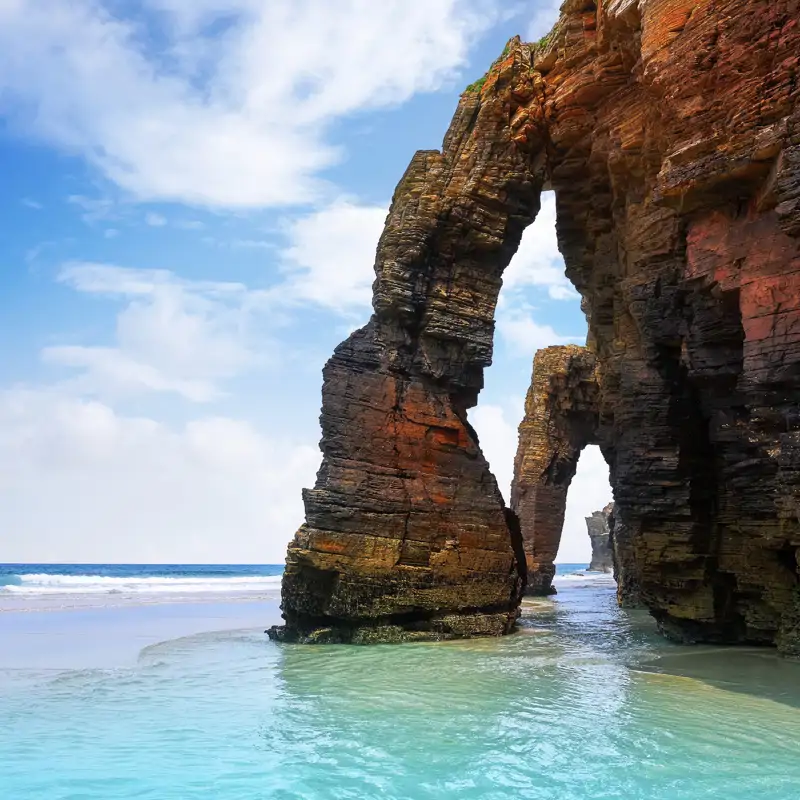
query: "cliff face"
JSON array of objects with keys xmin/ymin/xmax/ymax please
[
  {"xmin": 273, "ymin": 0, "xmax": 800, "ymax": 650},
  {"xmin": 533, "ymin": 0, "xmax": 800, "ymax": 651},
  {"xmin": 587, "ymin": 504, "xmax": 615, "ymax": 573}
]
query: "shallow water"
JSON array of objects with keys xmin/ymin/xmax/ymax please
[{"xmin": 2, "ymin": 574, "xmax": 800, "ymax": 799}]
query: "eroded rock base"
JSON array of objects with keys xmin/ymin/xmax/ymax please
[{"xmin": 267, "ymin": 608, "xmax": 518, "ymax": 644}]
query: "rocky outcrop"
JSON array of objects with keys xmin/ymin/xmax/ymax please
[
  {"xmin": 274, "ymin": 0, "xmax": 800, "ymax": 651},
  {"xmin": 587, "ymin": 504, "xmax": 614, "ymax": 573},
  {"xmin": 511, "ymin": 345, "xmax": 600, "ymax": 595},
  {"xmin": 268, "ymin": 57, "xmax": 543, "ymax": 644},
  {"xmin": 509, "ymin": 346, "xmax": 640, "ymax": 602},
  {"xmin": 521, "ymin": 0, "xmax": 800, "ymax": 651}
]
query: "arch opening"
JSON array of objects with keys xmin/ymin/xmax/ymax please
[
  {"xmin": 510, "ymin": 344, "xmax": 602, "ymax": 595},
  {"xmin": 469, "ymin": 190, "xmax": 587, "ymax": 508},
  {"xmin": 557, "ymin": 445, "xmax": 614, "ymax": 576}
]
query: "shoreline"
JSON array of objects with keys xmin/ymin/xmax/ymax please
[{"xmin": 0, "ymin": 598, "xmax": 282, "ymax": 671}]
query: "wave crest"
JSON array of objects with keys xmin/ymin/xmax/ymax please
[{"xmin": 1, "ymin": 573, "xmax": 282, "ymax": 596}]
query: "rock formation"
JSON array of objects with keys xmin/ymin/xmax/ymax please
[
  {"xmin": 273, "ymin": 0, "xmax": 800, "ymax": 652},
  {"xmin": 511, "ymin": 345, "xmax": 600, "ymax": 595},
  {"xmin": 510, "ymin": 345, "xmax": 641, "ymax": 603},
  {"xmin": 586, "ymin": 504, "xmax": 614, "ymax": 573},
  {"xmin": 268, "ymin": 57, "xmax": 541, "ymax": 644}
]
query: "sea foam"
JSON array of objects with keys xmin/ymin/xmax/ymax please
[{"xmin": 1, "ymin": 573, "xmax": 282, "ymax": 596}]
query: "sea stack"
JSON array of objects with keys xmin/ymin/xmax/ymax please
[{"xmin": 586, "ymin": 504, "xmax": 614, "ymax": 574}]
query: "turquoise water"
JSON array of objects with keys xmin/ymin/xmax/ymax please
[{"xmin": 2, "ymin": 566, "xmax": 800, "ymax": 798}]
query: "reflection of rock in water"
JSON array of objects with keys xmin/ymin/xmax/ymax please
[{"xmin": 586, "ymin": 503, "xmax": 614, "ymax": 573}]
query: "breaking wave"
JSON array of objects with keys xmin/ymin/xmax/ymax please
[{"xmin": 0, "ymin": 573, "xmax": 282, "ymax": 596}]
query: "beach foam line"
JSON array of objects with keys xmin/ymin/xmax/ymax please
[
  {"xmin": 553, "ymin": 570, "xmax": 612, "ymax": 579},
  {"xmin": 552, "ymin": 570, "xmax": 615, "ymax": 585},
  {"xmin": 1, "ymin": 574, "xmax": 282, "ymax": 595}
]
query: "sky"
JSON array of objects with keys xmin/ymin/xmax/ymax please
[{"xmin": 0, "ymin": 0, "xmax": 611, "ymax": 565}]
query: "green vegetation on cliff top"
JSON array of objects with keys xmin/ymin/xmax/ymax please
[{"xmin": 462, "ymin": 40, "xmax": 511, "ymax": 95}]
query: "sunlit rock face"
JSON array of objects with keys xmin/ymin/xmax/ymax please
[
  {"xmin": 269, "ymin": 72, "xmax": 544, "ymax": 644},
  {"xmin": 510, "ymin": 346, "xmax": 600, "ymax": 596},
  {"xmin": 272, "ymin": 0, "xmax": 800, "ymax": 650},
  {"xmin": 535, "ymin": 0, "xmax": 800, "ymax": 651}
]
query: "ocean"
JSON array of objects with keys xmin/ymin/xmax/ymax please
[
  {"xmin": 2, "ymin": 563, "xmax": 800, "ymax": 799},
  {"xmin": 0, "ymin": 563, "xmax": 284, "ymax": 609}
]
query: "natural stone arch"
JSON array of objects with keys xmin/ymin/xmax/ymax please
[
  {"xmin": 271, "ymin": 0, "xmax": 800, "ymax": 652},
  {"xmin": 509, "ymin": 348, "xmax": 640, "ymax": 602},
  {"xmin": 510, "ymin": 346, "xmax": 601, "ymax": 596}
]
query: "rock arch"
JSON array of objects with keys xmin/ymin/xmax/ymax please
[
  {"xmin": 510, "ymin": 346, "xmax": 601, "ymax": 596},
  {"xmin": 509, "ymin": 347, "xmax": 640, "ymax": 603},
  {"xmin": 271, "ymin": 0, "xmax": 800, "ymax": 652}
]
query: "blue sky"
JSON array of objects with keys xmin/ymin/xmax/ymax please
[{"xmin": 0, "ymin": 0, "xmax": 610, "ymax": 564}]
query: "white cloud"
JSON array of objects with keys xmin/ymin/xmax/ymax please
[
  {"xmin": 187, "ymin": 198, "xmax": 386, "ymax": 318},
  {"xmin": 504, "ymin": 193, "xmax": 577, "ymax": 301},
  {"xmin": 232, "ymin": 239, "xmax": 273, "ymax": 250},
  {"xmin": 494, "ymin": 192, "xmax": 583, "ymax": 357},
  {"xmin": 0, "ymin": 0, "xmax": 499, "ymax": 209},
  {"xmin": 495, "ymin": 304, "xmax": 580, "ymax": 356},
  {"xmin": 0, "ymin": 389, "xmax": 319, "ymax": 563},
  {"xmin": 470, "ymin": 401, "xmax": 523, "ymax": 502},
  {"xmin": 42, "ymin": 346, "xmax": 220, "ymax": 403},
  {"xmin": 47, "ymin": 262, "xmax": 268, "ymax": 401},
  {"xmin": 21, "ymin": 197, "xmax": 43, "ymax": 210},
  {"xmin": 470, "ymin": 402, "xmax": 612, "ymax": 564},
  {"xmin": 561, "ymin": 445, "xmax": 612, "ymax": 563},
  {"xmin": 67, "ymin": 194, "xmax": 117, "ymax": 223},
  {"xmin": 526, "ymin": 0, "xmax": 561, "ymax": 41},
  {"xmin": 145, "ymin": 212, "xmax": 167, "ymax": 227},
  {"xmin": 278, "ymin": 199, "xmax": 387, "ymax": 315}
]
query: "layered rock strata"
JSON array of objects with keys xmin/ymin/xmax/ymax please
[
  {"xmin": 268, "ymin": 57, "xmax": 543, "ymax": 643},
  {"xmin": 511, "ymin": 345, "xmax": 600, "ymax": 595},
  {"xmin": 587, "ymin": 504, "xmax": 615, "ymax": 573},
  {"xmin": 274, "ymin": 0, "xmax": 800, "ymax": 651},
  {"xmin": 607, "ymin": 503, "xmax": 642, "ymax": 607},
  {"xmin": 533, "ymin": 0, "xmax": 800, "ymax": 650}
]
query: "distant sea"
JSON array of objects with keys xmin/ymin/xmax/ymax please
[
  {"xmin": 3, "ymin": 561, "xmax": 800, "ymax": 799},
  {"xmin": 0, "ymin": 563, "xmax": 284, "ymax": 612},
  {"xmin": 0, "ymin": 562, "xmax": 601, "ymax": 611}
]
